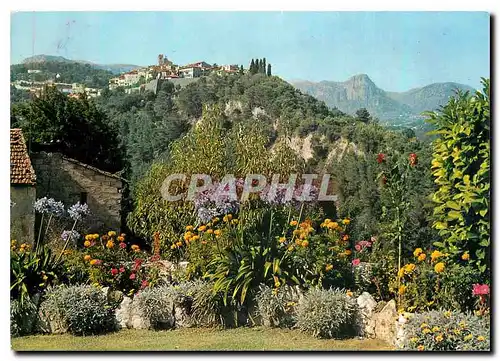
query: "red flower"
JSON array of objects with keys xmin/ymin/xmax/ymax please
[
  {"xmin": 352, "ymin": 258, "xmax": 361, "ymax": 266},
  {"xmin": 377, "ymin": 153, "xmax": 385, "ymax": 164},
  {"xmin": 129, "ymin": 273, "xmax": 136, "ymax": 280},
  {"xmin": 409, "ymin": 153, "xmax": 418, "ymax": 167},
  {"xmin": 119, "ymin": 242, "xmax": 127, "ymax": 249},
  {"xmin": 111, "ymin": 268, "xmax": 118, "ymax": 276},
  {"xmin": 382, "ymin": 176, "xmax": 387, "ymax": 185},
  {"xmin": 119, "ymin": 266, "xmax": 125, "ymax": 273},
  {"xmin": 133, "ymin": 258, "xmax": 143, "ymax": 272},
  {"xmin": 141, "ymin": 280, "xmax": 149, "ymax": 289},
  {"xmin": 473, "ymin": 284, "xmax": 490, "ymax": 296},
  {"xmin": 355, "ymin": 244, "xmax": 362, "ymax": 252}
]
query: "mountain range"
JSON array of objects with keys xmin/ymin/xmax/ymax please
[
  {"xmin": 21, "ymin": 54, "xmax": 141, "ymax": 75},
  {"xmin": 291, "ymin": 74, "xmax": 475, "ymax": 127}
]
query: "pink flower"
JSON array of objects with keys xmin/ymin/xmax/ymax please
[
  {"xmin": 94, "ymin": 259, "xmax": 102, "ymax": 266},
  {"xmin": 473, "ymin": 284, "xmax": 490, "ymax": 296},
  {"xmin": 129, "ymin": 273, "xmax": 136, "ymax": 280},
  {"xmin": 141, "ymin": 280, "xmax": 149, "ymax": 289},
  {"xmin": 377, "ymin": 153, "xmax": 385, "ymax": 164},
  {"xmin": 352, "ymin": 258, "xmax": 361, "ymax": 266},
  {"xmin": 133, "ymin": 258, "xmax": 143, "ymax": 272},
  {"xmin": 355, "ymin": 244, "xmax": 362, "ymax": 252},
  {"xmin": 119, "ymin": 266, "xmax": 125, "ymax": 273},
  {"xmin": 150, "ymin": 255, "xmax": 160, "ymax": 262},
  {"xmin": 111, "ymin": 268, "xmax": 118, "ymax": 276},
  {"xmin": 119, "ymin": 242, "xmax": 127, "ymax": 249}
]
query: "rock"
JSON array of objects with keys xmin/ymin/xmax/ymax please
[
  {"xmin": 373, "ymin": 299, "xmax": 398, "ymax": 345},
  {"xmin": 38, "ymin": 304, "xmax": 68, "ymax": 334},
  {"xmin": 174, "ymin": 295, "xmax": 195, "ymax": 328},
  {"xmin": 356, "ymin": 292, "xmax": 377, "ymax": 338},
  {"xmin": 115, "ymin": 296, "xmax": 132, "ymax": 329},
  {"xmin": 395, "ymin": 313, "xmax": 412, "ymax": 349}
]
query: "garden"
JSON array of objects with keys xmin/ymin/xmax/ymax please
[{"xmin": 11, "ymin": 80, "xmax": 490, "ymax": 351}]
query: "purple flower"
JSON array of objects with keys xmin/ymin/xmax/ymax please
[
  {"xmin": 68, "ymin": 202, "xmax": 90, "ymax": 221},
  {"xmin": 61, "ymin": 230, "xmax": 80, "ymax": 242},
  {"xmin": 34, "ymin": 197, "xmax": 65, "ymax": 216}
]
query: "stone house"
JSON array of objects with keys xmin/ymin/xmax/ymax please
[
  {"xmin": 31, "ymin": 152, "xmax": 124, "ymax": 233},
  {"xmin": 10, "ymin": 129, "xmax": 37, "ymax": 243}
]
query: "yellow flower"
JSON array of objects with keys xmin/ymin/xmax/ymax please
[
  {"xmin": 435, "ymin": 334, "xmax": 444, "ymax": 342},
  {"xmin": 431, "ymin": 250, "xmax": 443, "ymax": 262},
  {"xmin": 227, "ymin": 214, "xmax": 233, "ymax": 220},
  {"xmin": 290, "ymin": 220, "xmax": 298, "ymax": 227},
  {"xmin": 108, "ymin": 231, "xmax": 116, "ymax": 237},
  {"xmin": 413, "ymin": 248, "xmax": 423, "ymax": 257},
  {"xmin": 325, "ymin": 264, "xmax": 333, "ymax": 272},
  {"xmin": 397, "ymin": 268, "xmax": 405, "ymax": 279},
  {"xmin": 477, "ymin": 336, "xmax": 485, "ymax": 342},
  {"xmin": 106, "ymin": 240, "xmax": 115, "ymax": 249},
  {"xmin": 344, "ymin": 249, "xmax": 352, "ymax": 256},
  {"xmin": 461, "ymin": 252, "xmax": 470, "ymax": 261},
  {"xmin": 410, "ymin": 337, "xmax": 418, "ymax": 343},
  {"xmin": 84, "ymin": 255, "xmax": 91, "ymax": 261},
  {"xmin": 423, "ymin": 328, "xmax": 432, "ymax": 334},
  {"xmin": 278, "ymin": 237, "xmax": 286, "ymax": 243},
  {"xmin": 327, "ymin": 221, "xmax": 339, "ymax": 229},
  {"xmin": 301, "ymin": 240, "xmax": 309, "ymax": 247},
  {"xmin": 117, "ymin": 236, "xmax": 125, "ymax": 242},
  {"xmin": 453, "ymin": 329, "xmax": 461, "ymax": 335},
  {"xmin": 459, "ymin": 321, "xmax": 466, "ymax": 328},
  {"xmin": 63, "ymin": 249, "xmax": 72, "ymax": 255},
  {"xmin": 324, "ymin": 218, "xmax": 332, "ymax": 224},
  {"xmin": 191, "ymin": 235, "xmax": 200, "ymax": 241},
  {"xmin": 417, "ymin": 345, "xmax": 425, "ymax": 351},
  {"xmin": 420, "ymin": 323, "xmax": 428, "ymax": 329},
  {"xmin": 231, "ymin": 219, "xmax": 239, "ymax": 225},
  {"xmin": 434, "ymin": 262, "xmax": 445, "ymax": 273},
  {"xmin": 206, "ymin": 229, "xmax": 214, "ymax": 234},
  {"xmin": 398, "ymin": 285, "xmax": 406, "ymax": 295},
  {"xmin": 11, "ymin": 240, "xmax": 17, "ymax": 246},
  {"xmin": 171, "ymin": 244, "xmax": 177, "ymax": 249},
  {"xmin": 198, "ymin": 225, "xmax": 207, "ymax": 232},
  {"xmin": 85, "ymin": 234, "xmax": 92, "ymax": 241},
  {"xmin": 84, "ymin": 240, "xmax": 91, "ymax": 248},
  {"xmin": 184, "ymin": 232, "xmax": 193, "ymax": 241},
  {"xmin": 212, "ymin": 217, "xmax": 220, "ymax": 223},
  {"xmin": 404, "ymin": 263, "xmax": 416, "ymax": 273},
  {"xmin": 418, "ymin": 253, "xmax": 426, "ymax": 262},
  {"xmin": 185, "ymin": 225, "xmax": 194, "ymax": 231},
  {"xmin": 176, "ymin": 241, "xmax": 183, "ymax": 247},
  {"xmin": 443, "ymin": 311, "xmax": 452, "ymax": 318},
  {"xmin": 223, "ymin": 215, "xmax": 229, "ymax": 222},
  {"xmin": 90, "ymin": 259, "xmax": 97, "ymax": 265},
  {"xmin": 342, "ymin": 218, "xmax": 350, "ymax": 225},
  {"xmin": 131, "ymin": 244, "xmax": 140, "ymax": 251},
  {"xmin": 432, "ymin": 326, "xmax": 440, "ymax": 332},
  {"xmin": 214, "ymin": 229, "xmax": 222, "ymax": 237},
  {"xmin": 287, "ymin": 246, "xmax": 294, "ymax": 252},
  {"xmin": 42, "ymin": 275, "xmax": 48, "ymax": 281},
  {"xmin": 464, "ymin": 334, "xmax": 473, "ymax": 341}
]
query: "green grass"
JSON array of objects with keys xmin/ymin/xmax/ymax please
[{"xmin": 12, "ymin": 327, "xmax": 393, "ymax": 351}]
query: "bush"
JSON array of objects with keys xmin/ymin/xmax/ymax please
[
  {"xmin": 295, "ymin": 288, "xmax": 358, "ymax": 339},
  {"xmin": 133, "ymin": 286, "xmax": 176, "ymax": 330},
  {"xmin": 402, "ymin": 310, "xmax": 490, "ymax": 351},
  {"xmin": 39, "ymin": 285, "xmax": 116, "ymax": 336},
  {"xmin": 10, "ymin": 298, "xmax": 39, "ymax": 337},
  {"xmin": 255, "ymin": 284, "xmax": 299, "ymax": 328},
  {"xmin": 191, "ymin": 281, "xmax": 233, "ymax": 328}
]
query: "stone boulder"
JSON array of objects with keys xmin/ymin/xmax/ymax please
[
  {"xmin": 115, "ymin": 296, "xmax": 133, "ymax": 329},
  {"xmin": 356, "ymin": 292, "xmax": 377, "ymax": 338},
  {"xmin": 372, "ymin": 299, "xmax": 398, "ymax": 345}
]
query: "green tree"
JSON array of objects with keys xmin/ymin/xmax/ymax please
[
  {"xmin": 355, "ymin": 108, "xmax": 371, "ymax": 123},
  {"xmin": 267, "ymin": 64, "xmax": 272, "ymax": 77},
  {"xmin": 250, "ymin": 59, "xmax": 256, "ymax": 74},
  {"xmin": 426, "ymin": 78, "xmax": 490, "ymax": 274}
]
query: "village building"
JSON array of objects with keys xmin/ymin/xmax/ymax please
[{"xmin": 10, "ymin": 129, "xmax": 37, "ymax": 243}]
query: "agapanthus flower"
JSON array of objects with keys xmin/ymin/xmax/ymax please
[
  {"xmin": 61, "ymin": 230, "xmax": 80, "ymax": 243},
  {"xmin": 34, "ymin": 197, "xmax": 65, "ymax": 216},
  {"xmin": 68, "ymin": 202, "xmax": 90, "ymax": 221}
]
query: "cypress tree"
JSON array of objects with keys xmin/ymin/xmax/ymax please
[
  {"xmin": 263, "ymin": 58, "xmax": 267, "ymax": 74},
  {"xmin": 250, "ymin": 59, "xmax": 255, "ymax": 74},
  {"xmin": 239, "ymin": 65, "xmax": 244, "ymax": 74},
  {"xmin": 267, "ymin": 63, "xmax": 272, "ymax": 76}
]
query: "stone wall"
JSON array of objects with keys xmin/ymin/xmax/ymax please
[
  {"xmin": 31, "ymin": 152, "xmax": 123, "ymax": 232},
  {"xmin": 10, "ymin": 185, "xmax": 36, "ymax": 243}
]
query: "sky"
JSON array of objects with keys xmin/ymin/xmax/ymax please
[{"xmin": 10, "ymin": 11, "xmax": 490, "ymax": 91}]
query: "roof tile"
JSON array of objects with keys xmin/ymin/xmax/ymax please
[{"xmin": 10, "ymin": 129, "xmax": 36, "ymax": 185}]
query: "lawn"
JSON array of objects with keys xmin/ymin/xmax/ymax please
[{"xmin": 12, "ymin": 327, "xmax": 393, "ymax": 351}]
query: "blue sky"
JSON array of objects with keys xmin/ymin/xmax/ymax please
[{"xmin": 11, "ymin": 11, "xmax": 489, "ymax": 91}]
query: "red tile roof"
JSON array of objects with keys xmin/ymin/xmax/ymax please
[{"xmin": 10, "ymin": 129, "xmax": 36, "ymax": 185}]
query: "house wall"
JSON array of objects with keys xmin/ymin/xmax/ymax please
[
  {"xmin": 10, "ymin": 186, "xmax": 36, "ymax": 244},
  {"xmin": 31, "ymin": 152, "xmax": 123, "ymax": 233}
]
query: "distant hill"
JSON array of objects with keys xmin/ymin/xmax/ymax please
[
  {"xmin": 21, "ymin": 54, "xmax": 141, "ymax": 74},
  {"xmin": 291, "ymin": 75, "xmax": 475, "ymax": 128}
]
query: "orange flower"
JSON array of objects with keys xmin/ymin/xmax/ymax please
[
  {"xmin": 325, "ymin": 264, "xmax": 333, "ymax": 271},
  {"xmin": 418, "ymin": 253, "xmax": 426, "ymax": 261},
  {"xmin": 342, "ymin": 234, "xmax": 349, "ymax": 241},
  {"xmin": 214, "ymin": 229, "xmax": 222, "ymax": 237},
  {"xmin": 301, "ymin": 240, "xmax": 309, "ymax": 247},
  {"xmin": 344, "ymin": 249, "xmax": 352, "ymax": 256},
  {"xmin": 198, "ymin": 225, "xmax": 207, "ymax": 232},
  {"xmin": 84, "ymin": 255, "xmax": 91, "ymax": 261},
  {"xmin": 106, "ymin": 240, "xmax": 115, "ymax": 249},
  {"xmin": 290, "ymin": 220, "xmax": 298, "ymax": 227},
  {"xmin": 206, "ymin": 229, "xmax": 214, "ymax": 234}
]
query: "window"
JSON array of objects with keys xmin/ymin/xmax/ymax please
[{"xmin": 80, "ymin": 192, "xmax": 88, "ymax": 205}]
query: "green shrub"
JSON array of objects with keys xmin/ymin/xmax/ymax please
[
  {"xmin": 426, "ymin": 78, "xmax": 490, "ymax": 274},
  {"xmin": 133, "ymin": 286, "xmax": 175, "ymax": 330},
  {"xmin": 402, "ymin": 310, "xmax": 490, "ymax": 351},
  {"xmin": 254, "ymin": 284, "xmax": 299, "ymax": 328},
  {"xmin": 295, "ymin": 288, "xmax": 359, "ymax": 339},
  {"xmin": 10, "ymin": 298, "xmax": 39, "ymax": 337},
  {"xmin": 39, "ymin": 285, "xmax": 116, "ymax": 336}
]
